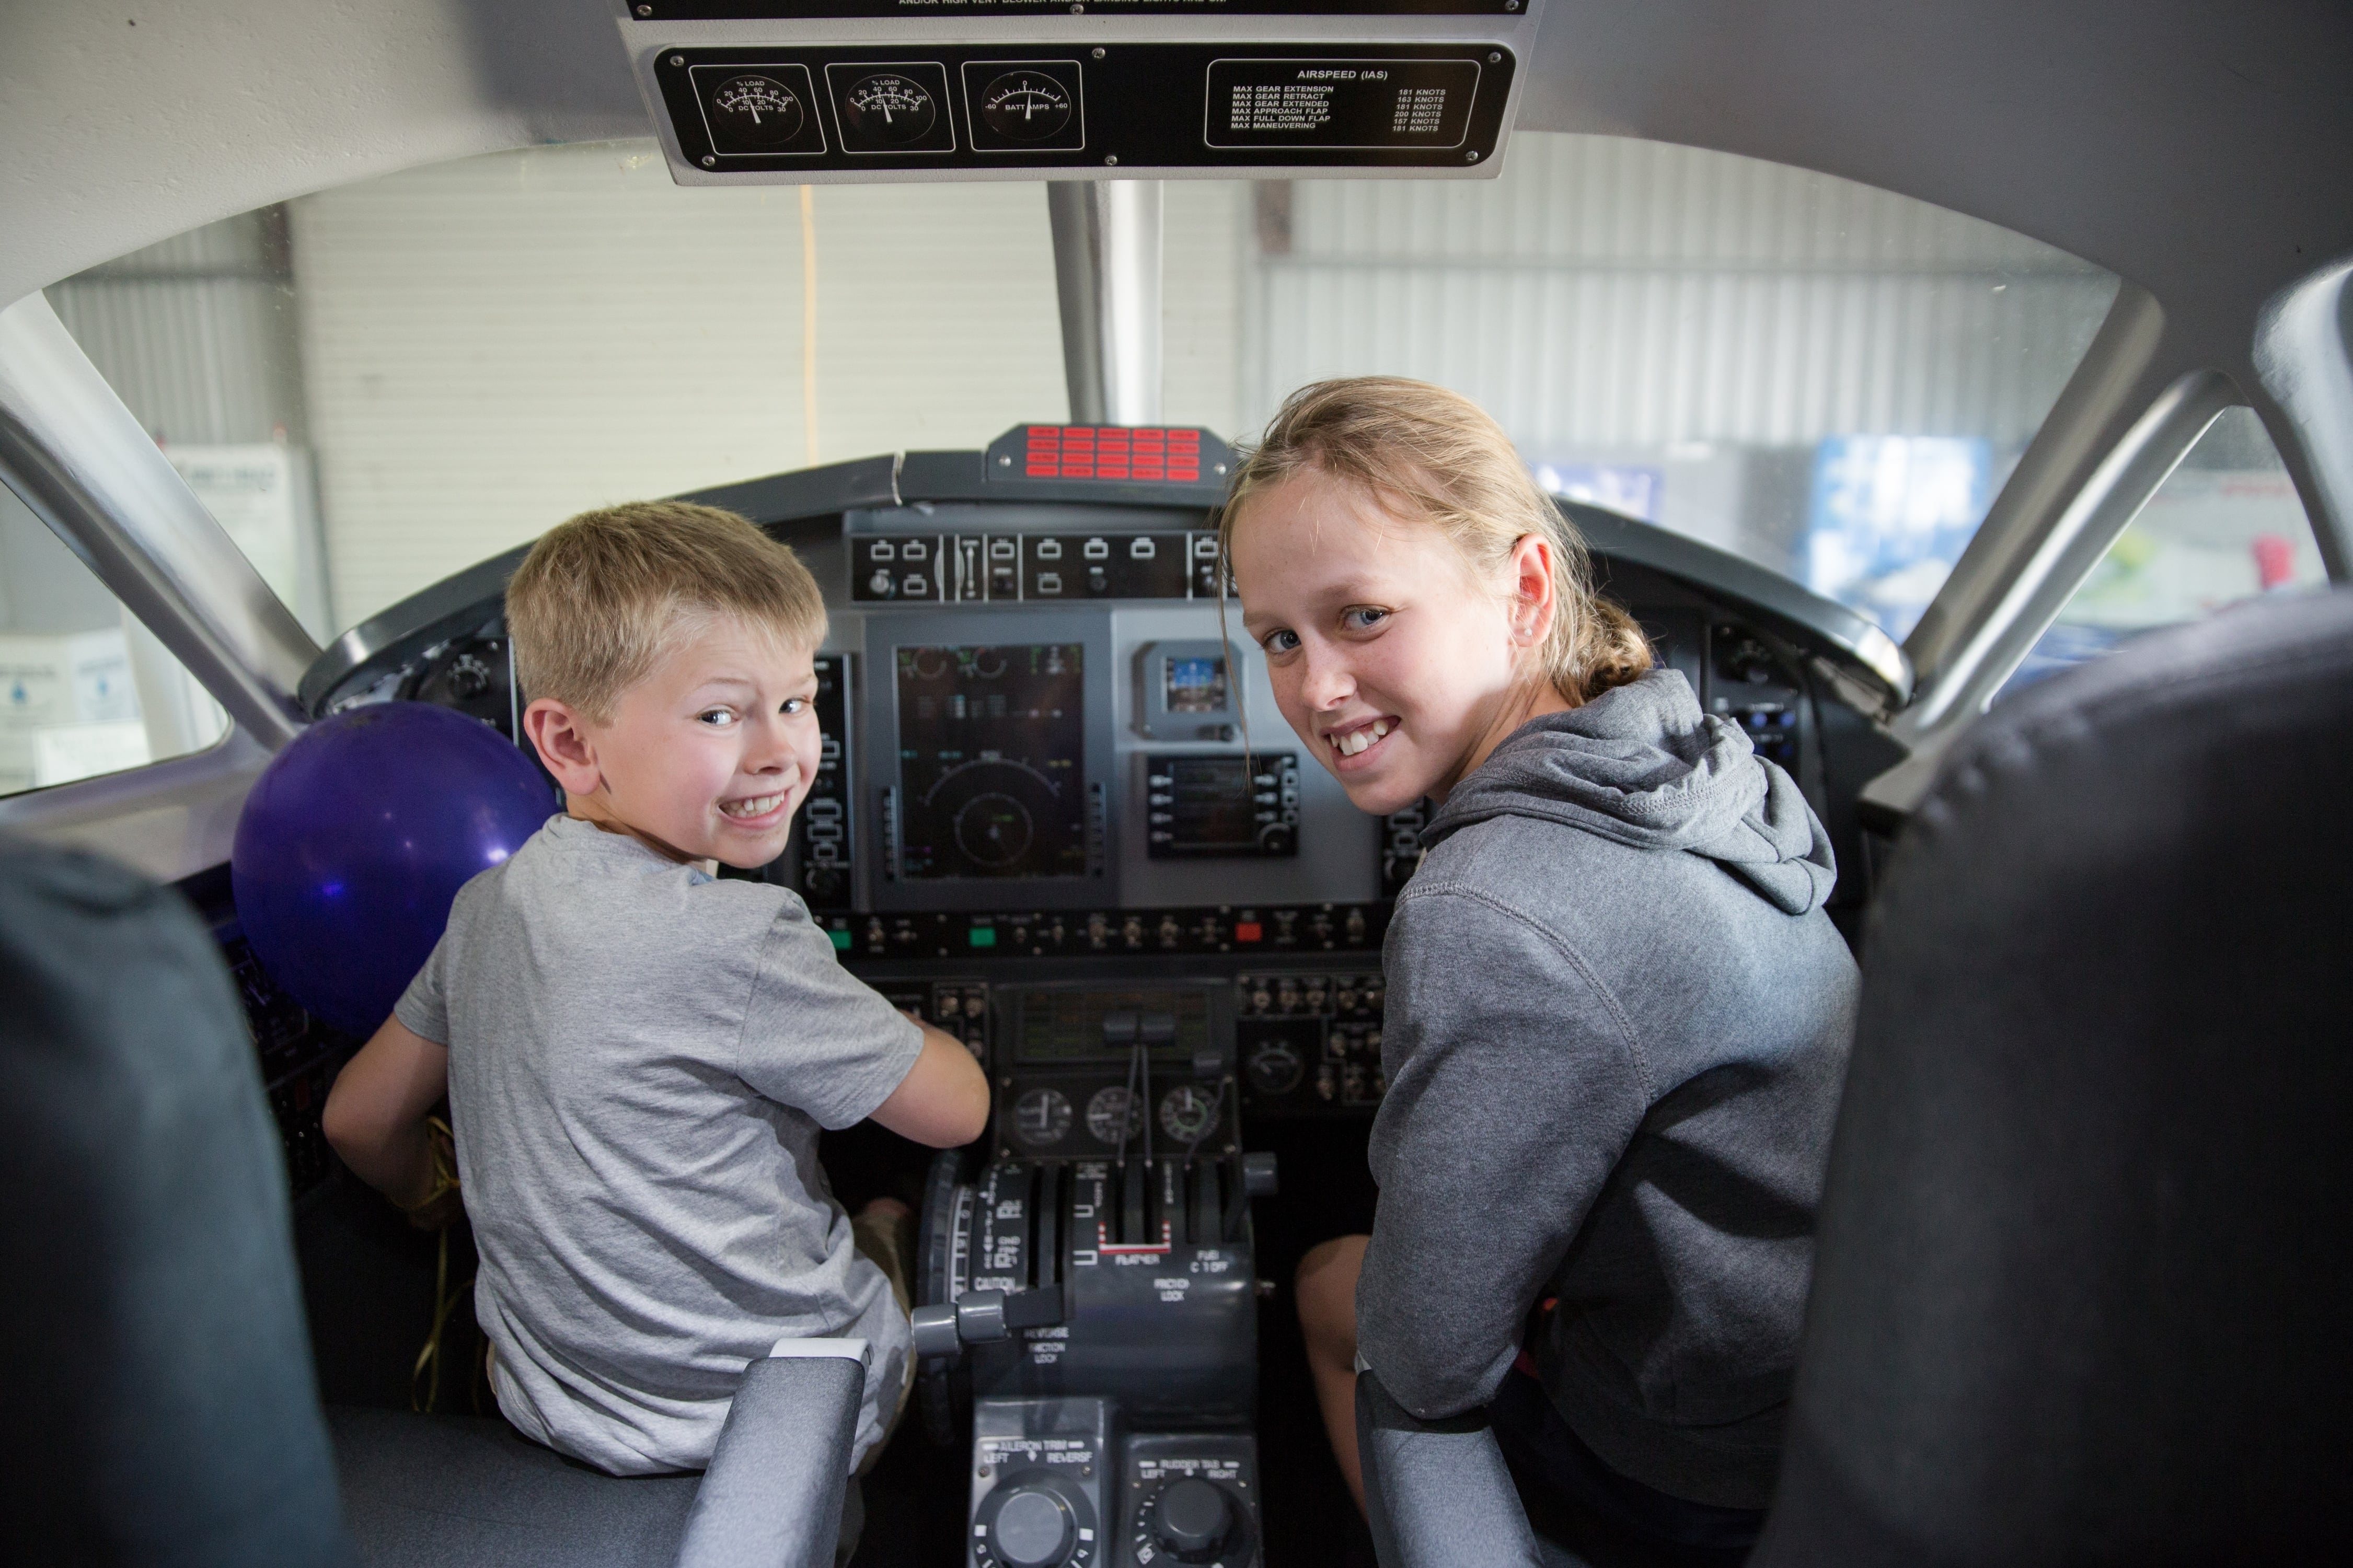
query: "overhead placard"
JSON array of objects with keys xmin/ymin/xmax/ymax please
[
  {"xmin": 630, "ymin": 2, "xmax": 1527, "ymax": 17},
  {"xmin": 1204, "ymin": 57, "xmax": 1479, "ymax": 148},
  {"xmin": 654, "ymin": 43, "xmax": 1514, "ymax": 174},
  {"xmin": 618, "ymin": 0, "xmax": 1544, "ymax": 182}
]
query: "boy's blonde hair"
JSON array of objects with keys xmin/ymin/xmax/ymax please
[
  {"xmin": 1218, "ymin": 377, "xmax": 1653, "ymax": 705},
  {"xmin": 505, "ymin": 501, "xmax": 827, "ymax": 721}
]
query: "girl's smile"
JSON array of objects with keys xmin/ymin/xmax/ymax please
[{"xmin": 1231, "ymin": 468, "xmax": 1570, "ymax": 817}]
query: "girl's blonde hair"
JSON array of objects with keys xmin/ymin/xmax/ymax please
[{"xmin": 1217, "ymin": 378, "xmax": 1652, "ymax": 704}]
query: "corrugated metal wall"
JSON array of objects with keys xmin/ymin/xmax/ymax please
[
  {"xmin": 1244, "ymin": 135, "xmax": 2119, "ymax": 450},
  {"xmin": 46, "ymin": 211, "xmax": 307, "ymax": 446}
]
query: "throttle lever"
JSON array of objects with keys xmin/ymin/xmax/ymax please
[{"xmin": 910, "ymin": 1285, "xmax": 1065, "ymax": 1362}]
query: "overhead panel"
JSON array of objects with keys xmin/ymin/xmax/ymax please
[{"xmin": 616, "ymin": 1, "xmax": 1542, "ymax": 184}]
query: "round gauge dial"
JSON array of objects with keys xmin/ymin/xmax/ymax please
[
  {"xmin": 711, "ymin": 75, "xmax": 804, "ymax": 146},
  {"xmin": 1086, "ymin": 1086, "xmax": 1143, "ymax": 1146},
  {"xmin": 1245, "ymin": 1040, "xmax": 1304, "ymax": 1097},
  {"xmin": 979, "ymin": 70, "xmax": 1074, "ymax": 143},
  {"xmin": 953, "ymin": 792, "xmax": 1035, "ymax": 868},
  {"xmin": 1011, "ymin": 1087, "xmax": 1073, "ymax": 1148},
  {"xmin": 840, "ymin": 72, "xmax": 938, "ymax": 144},
  {"xmin": 1159, "ymin": 1084, "xmax": 1222, "ymax": 1145}
]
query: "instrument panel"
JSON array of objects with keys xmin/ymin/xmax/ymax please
[{"xmin": 300, "ymin": 426, "xmax": 1910, "ymax": 1123}]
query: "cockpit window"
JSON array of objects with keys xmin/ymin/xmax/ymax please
[
  {"xmin": 0, "ymin": 488, "xmax": 230, "ymax": 796},
  {"xmin": 1999, "ymin": 406, "xmax": 2325, "ymax": 697},
  {"xmin": 1244, "ymin": 134, "xmax": 2119, "ymax": 638},
  {"xmin": 48, "ymin": 134, "xmax": 2115, "ymax": 644}
]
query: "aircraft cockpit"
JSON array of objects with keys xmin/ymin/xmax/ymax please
[{"xmin": 5, "ymin": 4, "xmax": 2351, "ymax": 1566}]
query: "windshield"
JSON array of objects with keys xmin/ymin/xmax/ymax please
[
  {"xmin": 48, "ymin": 133, "xmax": 2117, "ymax": 644},
  {"xmin": 1250, "ymin": 138, "xmax": 2118, "ymax": 640}
]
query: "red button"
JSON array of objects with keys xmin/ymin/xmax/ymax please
[
  {"xmin": 1026, "ymin": 464, "xmax": 1057, "ymax": 477},
  {"xmin": 1028, "ymin": 425, "xmax": 1060, "ymax": 438},
  {"xmin": 1236, "ymin": 922, "xmax": 1263, "ymax": 943},
  {"xmin": 1060, "ymin": 463, "xmax": 1094, "ymax": 478}
]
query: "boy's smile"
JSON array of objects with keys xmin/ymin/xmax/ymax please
[{"xmin": 525, "ymin": 614, "xmax": 823, "ymax": 870}]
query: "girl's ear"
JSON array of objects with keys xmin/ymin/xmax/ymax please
[
  {"xmin": 522, "ymin": 698, "xmax": 602, "ymax": 798},
  {"xmin": 1508, "ymin": 532, "xmax": 1559, "ymax": 648}
]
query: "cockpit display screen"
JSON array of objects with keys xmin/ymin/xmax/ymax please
[
  {"xmin": 895, "ymin": 644, "xmax": 1089, "ymax": 880},
  {"xmin": 1163, "ymin": 655, "xmax": 1228, "ymax": 714},
  {"xmin": 1015, "ymin": 986, "xmax": 1215, "ymax": 1064}
]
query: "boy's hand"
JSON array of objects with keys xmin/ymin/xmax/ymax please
[
  {"xmin": 324, "ymin": 1015, "xmax": 456, "ymax": 1213},
  {"xmin": 869, "ymin": 1023, "xmax": 992, "ymax": 1148},
  {"xmin": 397, "ymin": 1119, "xmax": 465, "ymax": 1232}
]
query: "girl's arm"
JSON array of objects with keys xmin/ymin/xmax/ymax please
[
  {"xmin": 1356, "ymin": 887, "xmax": 1649, "ymax": 1419},
  {"xmin": 869, "ymin": 1021, "xmax": 992, "ymax": 1147},
  {"xmin": 322, "ymin": 1015, "xmax": 452, "ymax": 1209}
]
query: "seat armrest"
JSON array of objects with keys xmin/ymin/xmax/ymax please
[
  {"xmin": 673, "ymin": 1340, "xmax": 869, "ymax": 1568},
  {"xmin": 1356, "ymin": 1367, "xmax": 1544, "ymax": 1568}
]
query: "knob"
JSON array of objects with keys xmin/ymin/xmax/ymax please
[
  {"xmin": 1153, "ymin": 1478, "xmax": 1232, "ymax": 1559},
  {"xmin": 993, "ymin": 1486, "xmax": 1074, "ymax": 1567}
]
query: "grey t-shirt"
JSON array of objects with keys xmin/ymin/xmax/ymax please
[{"xmin": 395, "ymin": 814, "xmax": 924, "ymax": 1476}]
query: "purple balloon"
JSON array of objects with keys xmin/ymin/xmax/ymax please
[{"xmin": 232, "ymin": 702, "xmax": 555, "ymax": 1037}]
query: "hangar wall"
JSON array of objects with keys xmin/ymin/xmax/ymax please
[{"xmin": 43, "ymin": 132, "xmax": 2110, "ymax": 638}]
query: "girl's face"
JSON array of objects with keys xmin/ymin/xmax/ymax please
[{"xmin": 1232, "ymin": 468, "xmax": 1561, "ymax": 817}]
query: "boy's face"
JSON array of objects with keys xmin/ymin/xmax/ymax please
[{"xmin": 526, "ymin": 615, "xmax": 823, "ymax": 870}]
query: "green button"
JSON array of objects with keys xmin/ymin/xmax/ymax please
[
  {"xmin": 828, "ymin": 929, "xmax": 851, "ymax": 950},
  {"xmin": 967, "ymin": 926, "xmax": 998, "ymax": 948}
]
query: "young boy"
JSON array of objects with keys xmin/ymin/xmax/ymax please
[{"xmin": 322, "ymin": 501, "xmax": 989, "ymax": 1477}]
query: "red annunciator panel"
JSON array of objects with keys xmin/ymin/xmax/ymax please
[{"xmin": 1020, "ymin": 425, "xmax": 1203, "ymax": 484}]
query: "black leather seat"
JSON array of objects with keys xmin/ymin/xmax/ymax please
[
  {"xmin": 1755, "ymin": 587, "xmax": 2353, "ymax": 1563},
  {"xmin": 1360, "ymin": 587, "xmax": 2353, "ymax": 1566},
  {"xmin": 0, "ymin": 837, "xmax": 861, "ymax": 1568}
]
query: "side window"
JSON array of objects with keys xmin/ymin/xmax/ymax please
[
  {"xmin": 2004, "ymin": 406, "xmax": 2328, "ymax": 694},
  {"xmin": 0, "ymin": 486, "xmax": 228, "ymax": 796}
]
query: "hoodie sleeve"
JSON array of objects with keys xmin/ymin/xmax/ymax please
[{"xmin": 1356, "ymin": 880, "xmax": 1652, "ymax": 1420}]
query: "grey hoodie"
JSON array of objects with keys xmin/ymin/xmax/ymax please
[{"xmin": 1355, "ymin": 668, "xmax": 1858, "ymax": 1511}]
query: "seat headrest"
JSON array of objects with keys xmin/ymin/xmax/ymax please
[{"xmin": 1759, "ymin": 588, "xmax": 2353, "ymax": 1565}]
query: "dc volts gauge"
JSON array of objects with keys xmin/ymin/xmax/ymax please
[
  {"xmin": 709, "ymin": 75, "xmax": 804, "ymax": 146},
  {"xmin": 841, "ymin": 72, "xmax": 938, "ymax": 143}
]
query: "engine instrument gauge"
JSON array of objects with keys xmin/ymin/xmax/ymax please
[
  {"xmin": 979, "ymin": 69, "xmax": 1074, "ymax": 143},
  {"xmin": 1244, "ymin": 1039, "xmax": 1305, "ymax": 1097},
  {"xmin": 1086, "ymin": 1086, "xmax": 1143, "ymax": 1146},
  {"xmin": 1011, "ymin": 1087, "xmax": 1074, "ymax": 1148},
  {"xmin": 839, "ymin": 72, "xmax": 938, "ymax": 145},
  {"xmin": 710, "ymin": 75, "xmax": 804, "ymax": 147},
  {"xmin": 1159, "ymin": 1084, "xmax": 1222, "ymax": 1145}
]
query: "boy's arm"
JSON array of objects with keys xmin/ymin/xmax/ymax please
[
  {"xmin": 322, "ymin": 1015, "xmax": 452, "ymax": 1210},
  {"xmin": 868, "ymin": 1022, "xmax": 991, "ymax": 1148}
]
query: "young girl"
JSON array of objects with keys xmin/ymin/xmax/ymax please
[{"xmin": 1224, "ymin": 379, "xmax": 1856, "ymax": 1565}]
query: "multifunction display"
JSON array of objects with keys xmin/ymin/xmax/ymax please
[
  {"xmin": 895, "ymin": 644, "xmax": 1091, "ymax": 880},
  {"xmin": 1205, "ymin": 59, "xmax": 1480, "ymax": 149},
  {"xmin": 1147, "ymin": 753, "xmax": 1300, "ymax": 859}
]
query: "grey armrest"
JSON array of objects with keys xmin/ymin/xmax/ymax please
[
  {"xmin": 1356, "ymin": 1367, "xmax": 1544, "ymax": 1568},
  {"xmin": 673, "ymin": 1340, "xmax": 869, "ymax": 1568}
]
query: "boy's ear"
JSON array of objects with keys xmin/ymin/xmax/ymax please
[{"xmin": 522, "ymin": 697, "xmax": 602, "ymax": 798}]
